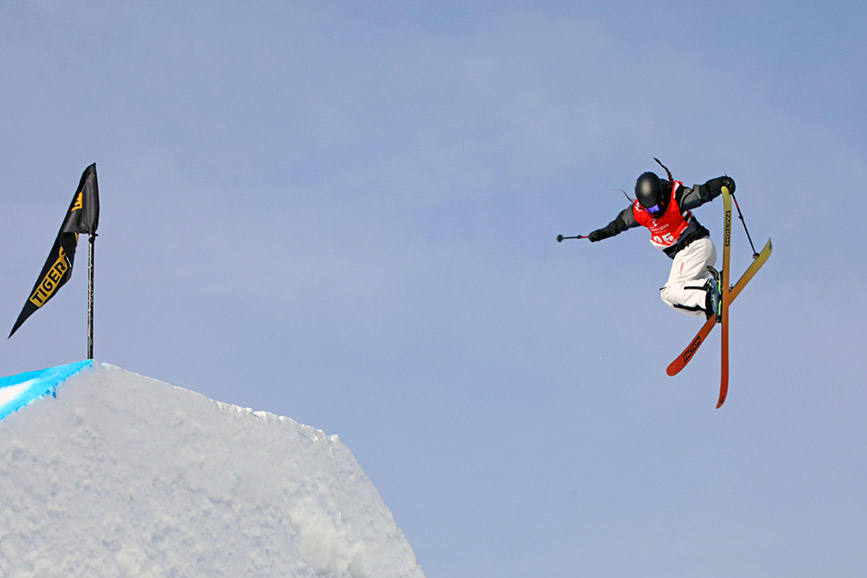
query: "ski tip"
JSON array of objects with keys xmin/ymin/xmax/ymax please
[{"xmin": 716, "ymin": 396, "xmax": 727, "ymax": 409}]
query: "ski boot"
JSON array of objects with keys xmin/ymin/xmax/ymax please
[{"xmin": 705, "ymin": 266, "xmax": 723, "ymax": 323}]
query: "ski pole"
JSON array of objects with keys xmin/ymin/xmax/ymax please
[
  {"xmin": 730, "ymin": 193, "xmax": 760, "ymax": 259},
  {"xmin": 556, "ymin": 234, "xmax": 588, "ymax": 242}
]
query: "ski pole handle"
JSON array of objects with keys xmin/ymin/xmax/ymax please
[{"xmin": 557, "ymin": 234, "xmax": 588, "ymax": 242}]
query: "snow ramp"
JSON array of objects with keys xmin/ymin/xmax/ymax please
[{"xmin": 0, "ymin": 361, "xmax": 424, "ymax": 578}]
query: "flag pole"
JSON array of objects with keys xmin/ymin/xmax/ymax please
[{"xmin": 88, "ymin": 233, "xmax": 96, "ymax": 359}]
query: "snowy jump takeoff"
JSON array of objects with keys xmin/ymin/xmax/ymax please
[{"xmin": 560, "ymin": 159, "xmax": 772, "ymax": 407}]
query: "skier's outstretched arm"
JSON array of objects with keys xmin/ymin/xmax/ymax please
[
  {"xmin": 679, "ymin": 176, "xmax": 736, "ymax": 211},
  {"xmin": 588, "ymin": 206, "xmax": 639, "ymax": 242}
]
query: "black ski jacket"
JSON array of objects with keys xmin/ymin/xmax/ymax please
[{"xmin": 590, "ymin": 176, "xmax": 734, "ymax": 259}]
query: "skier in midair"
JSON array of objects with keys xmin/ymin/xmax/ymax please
[{"xmin": 587, "ymin": 162, "xmax": 735, "ymax": 320}]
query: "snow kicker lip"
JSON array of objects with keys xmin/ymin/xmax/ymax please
[{"xmin": 0, "ymin": 360, "xmax": 94, "ymax": 421}]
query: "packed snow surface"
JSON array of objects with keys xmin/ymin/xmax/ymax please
[{"xmin": 0, "ymin": 362, "xmax": 425, "ymax": 578}]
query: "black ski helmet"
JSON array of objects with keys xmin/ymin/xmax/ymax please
[{"xmin": 635, "ymin": 171, "xmax": 667, "ymax": 215}]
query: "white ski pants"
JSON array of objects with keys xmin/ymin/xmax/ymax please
[{"xmin": 660, "ymin": 237, "xmax": 717, "ymax": 319}]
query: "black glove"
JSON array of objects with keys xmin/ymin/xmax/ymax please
[
  {"xmin": 588, "ymin": 229, "xmax": 608, "ymax": 242},
  {"xmin": 721, "ymin": 176, "xmax": 736, "ymax": 194}
]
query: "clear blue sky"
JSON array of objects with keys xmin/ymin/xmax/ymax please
[{"xmin": 2, "ymin": 2, "xmax": 865, "ymax": 576}]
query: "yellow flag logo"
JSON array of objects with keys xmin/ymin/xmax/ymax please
[
  {"xmin": 71, "ymin": 191, "xmax": 84, "ymax": 212},
  {"xmin": 28, "ymin": 247, "xmax": 70, "ymax": 308}
]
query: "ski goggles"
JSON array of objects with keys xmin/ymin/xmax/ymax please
[{"xmin": 645, "ymin": 203, "xmax": 663, "ymax": 216}]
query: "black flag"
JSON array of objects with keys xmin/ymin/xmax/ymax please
[{"xmin": 10, "ymin": 164, "xmax": 100, "ymax": 337}]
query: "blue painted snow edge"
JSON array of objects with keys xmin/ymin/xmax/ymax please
[{"xmin": 0, "ymin": 360, "xmax": 94, "ymax": 421}]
